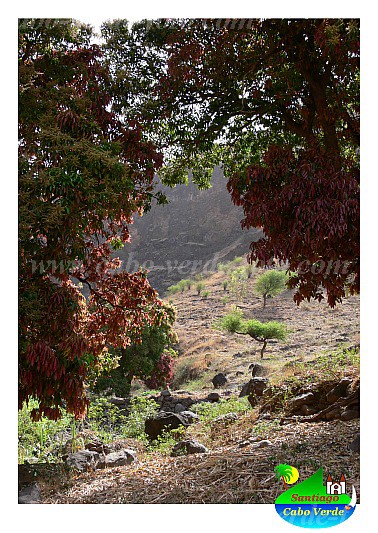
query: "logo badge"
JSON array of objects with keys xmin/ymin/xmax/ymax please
[{"xmin": 274, "ymin": 465, "xmax": 356, "ymax": 528}]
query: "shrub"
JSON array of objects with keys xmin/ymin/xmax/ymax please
[
  {"xmin": 191, "ymin": 396, "xmax": 250, "ymax": 423},
  {"xmin": 229, "ymin": 267, "xmax": 248, "ymax": 301},
  {"xmin": 121, "ymin": 396, "xmax": 159, "ymax": 439},
  {"xmin": 171, "ymin": 354, "xmax": 212, "ymax": 389},
  {"xmin": 196, "ymin": 282, "xmax": 205, "ymax": 295},
  {"xmin": 202, "ymin": 290, "xmax": 210, "ymax": 298},
  {"xmin": 223, "ymin": 280, "xmax": 228, "ymax": 291}
]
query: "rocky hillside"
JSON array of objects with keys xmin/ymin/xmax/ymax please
[
  {"xmin": 21, "ymin": 259, "xmax": 360, "ymax": 505},
  {"xmin": 119, "ymin": 167, "xmax": 261, "ymax": 293}
]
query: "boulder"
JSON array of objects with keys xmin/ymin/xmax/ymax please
[
  {"xmin": 207, "ymin": 392, "xmax": 221, "ymax": 402},
  {"xmin": 66, "ymin": 450, "xmax": 100, "ymax": 472},
  {"xmin": 340, "ymin": 409, "xmax": 359, "ymax": 421},
  {"xmin": 179, "ymin": 411, "xmax": 200, "ymax": 424},
  {"xmin": 145, "ymin": 411, "xmax": 190, "ymax": 440},
  {"xmin": 174, "ymin": 403, "xmax": 186, "ymax": 413},
  {"xmin": 239, "ymin": 377, "xmax": 269, "ymax": 398},
  {"xmin": 349, "ymin": 435, "xmax": 360, "ymax": 453},
  {"xmin": 171, "ymin": 439, "xmax": 209, "ymax": 456},
  {"xmin": 291, "ymin": 392, "xmax": 315, "ymax": 409},
  {"xmin": 248, "ymin": 363, "xmax": 268, "ymax": 377},
  {"xmin": 212, "ymin": 373, "xmax": 228, "ymax": 388},
  {"xmin": 98, "ymin": 449, "xmax": 137, "ymax": 469},
  {"xmin": 18, "ymin": 483, "xmax": 41, "ymax": 504},
  {"xmin": 326, "ymin": 378, "xmax": 353, "ymax": 403},
  {"xmin": 160, "ymin": 389, "xmax": 172, "ymax": 397}
]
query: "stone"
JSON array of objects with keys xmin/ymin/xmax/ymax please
[
  {"xmin": 97, "ymin": 449, "xmax": 137, "ymax": 469},
  {"xmin": 325, "ymin": 407, "xmax": 341, "ymax": 420},
  {"xmin": 291, "ymin": 392, "xmax": 315, "ymax": 409},
  {"xmin": 349, "ymin": 435, "xmax": 360, "ymax": 453},
  {"xmin": 239, "ymin": 377, "xmax": 269, "ymax": 398},
  {"xmin": 340, "ymin": 409, "xmax": 359, "ymax": 421},
  {"xmin": 18, "ymin": 483, "xmax": 41, "ymax": 504},
  {"xmin": 250, "ymin": 440, "xmax": 273, "ymax": 449},
  {"xmin": 207, "ymin": 392, "xmax": 221, "ymax": 402},
  {"xmin": 85, "ymin": 440, "xmax": 111, "ymax": 455},
  {"xmin": 171, "ymin": 439, "xmax": 209, "ymax": 456},
  {"xmin": 109, "ymin": 397, "xmax": 128, "ymax": 407},
  {"xmin": 301, "ymin": 405, "xmax": 317, "ymax": 415},
  {"xmin": 213, "ymin": 412, "xmax": 238, "ymax": 424},
  {"xmin": 66, "ymin": 450, "xmax": 100, "ymax": 472},
  {"xmin": 326, "ymin": 378, "xmax": 353, "ymax": 403},
  {"xmin": 212, "ymin": 373, "xmax": 228, "ymax": 388},
  {"xmin": 174, "ymin": 403, "xmax": 186, "ymax": 413},
  {"xmin": 249, "ymin": 363, "xmax": 268, "ymax": 377},
  {"xmin": 179, "ymin": 411, "xmax": 200, "ymax": 424},
  {"xmin": 161, "ymin": 389, "xmax": 172, "ymax": 397},
  {"xmin": 145, "ymin": 411, "xmax": 190, "ymax": 440}
]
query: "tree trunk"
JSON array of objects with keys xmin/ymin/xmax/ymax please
[
  {"xmin": 260, "ymin": 340, "xmax": 267, "ymax": 359},
  {"xmin": 263, "ymin": 294, "xmax": 267, "ymax": 308}
]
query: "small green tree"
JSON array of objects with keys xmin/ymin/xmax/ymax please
[
  {"xmin": 229, "ymin": 267, "xmax": 248, "ymax": 301},
  {"xmin": 254, "ymin": 270, "xmax": 287, "ymax": 307},
  {"xmin": 223, "ymin": 280, "xmax": 228, "ymax": 291},
  {"xmin": 202, "ymin": 290, "xmax": 210, "ymax": 299},
  {"xmin": 196, "ymin": 282, "xmax": 205, "ymax": 295},
  {"xmin": 216, "ymin": 308, "xmax": 288, "ymax": 358}
]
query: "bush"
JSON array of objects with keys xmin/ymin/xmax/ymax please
[
  {"xmin": 229, "ymin": 267, "xmax": 248, "ymax": 301},
  {"xmin": 171, "ymin": 354, "xmax": 212, "ymax": 389},
  {"xmin": 254, "ymin": 269, "xmax": 287, "ymax": 307},
  {"xmin": 202, "ymin": 290, "xmax": 210, "ymax": 298},
  {"xmin": 121, "ymin": 396, "xmax": 159, "ymax": 439},
  {"xmin": 18, "ymin": 400, "xmax": 73, "ymax": 463},
  {"xmin": 196, "ymin": 282, "xmax": 205, "ymax": 295},
  {"xmin": 223, "ymin": 280, "xmax": 228, "ymax": 291},
  {"xmin": 191, "ymin": 396, "xmax": 250, "ymax": 423}
]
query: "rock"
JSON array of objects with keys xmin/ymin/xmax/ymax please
[
  {"xmin": 236, "ymin": 371, "xmax": 244, "ymax": 376},
  {"xmin": 85, "ymin": 440, "xmax": 111, "ymax": 455},
  {"xmin": 66, "ymin": 450, "xmax": 100, "ymax": 472},
  {"xmin": 179, "ymin": 411, "xmax": 200, "ymax": 424},
  {"xmin": 239, "ymin": 377, "xmax": 269, "ymax": 398},
  {"xmin": 109, "ymin": 397, "xmax": 128, "ymax": 407},
  {"xmin": 18, "ymin": 483, "xmax": 41, "ymax": 504},
  {"xmin": 233, "ymin": 352, "xmax": 244, "ymax": 358},
  {"xmin": 207, "ymin": 392, "xmax": 221, "ymax": 402},
  {"xmin": 325, "ymin": 407, "xmax": 341, "ymax": 420},
  {"xmin": 249, "ymin": 363, "xmax": 268, "ymax": 377},
  {"xmin": 174, "ymin": 403, "xmax": 186, "ymax": 413},
  {"xmin": 160, "ymin": 389, "xmax": 172, "ymax": 397},
  {"xmin": 212, "ymin": 373, "xmax": 228, "ymax": 388},
  {"xmin": 97, "ymin": 449, "xmax": 137, "ymax": 469},
  {"xmin": 291, "ymin": 392, "xmax": 315, "ymax": 409},
  {"xmin": 145, "ymin": 411, "xmax": 190, "ymax": 440},
  {"xmin": 326, "ymin": 378, "xmax": 353, "ymax": 403},
  {"xmin": 301, "ymin": 405, "xmax": 317, "ymax": 415},
  {"xmin": 171, "ymin": 439, "xmax": 209, "ymax": 456},
  {"xmin": 349, "ymin": 435, "xmax": 360, "ymax": 453},
  {"xmin": 250, "ymin": 440, "xmax": 273, "ymax": 449},
  {"xmin": 340, "ymin": 409, "xmax": 359, "ymax": 421},
  {"xmin": 213, "ymin": 412, "xmax": 238, "ymax": 424}
]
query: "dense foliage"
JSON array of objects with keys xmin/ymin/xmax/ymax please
[
  {"xmin": 102, "ymin": 18, "xmax": 359, "ymax": 306},
  {"xmin": 19, "ymin": 19, "xmax": 165, "ymax": 420},
  {"xmin": 95, "ymin": 302, "xmax": 178, "ymax": 395}
]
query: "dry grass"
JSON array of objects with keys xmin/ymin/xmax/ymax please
[{"xmin": 40, "ymin": 418, "xmax": 360, "ymax": 504}]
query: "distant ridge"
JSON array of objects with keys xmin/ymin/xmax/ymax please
[{"xmin": 119, "ymin": 166, "xmax": 261, "ymax": 294}]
